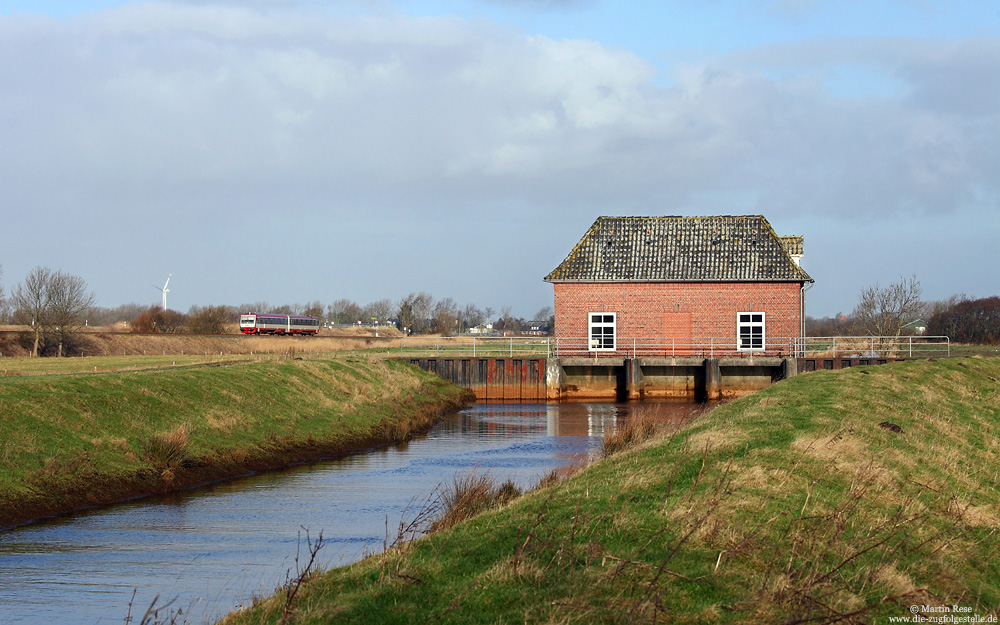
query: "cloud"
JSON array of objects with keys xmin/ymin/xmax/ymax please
[
  {"xmin": 0, "ymin": 2, "xmax": 995, "ymax": 313},
  {"xmin": 3, "ymin": 4, "xmax": 995, "ymax": 219}
]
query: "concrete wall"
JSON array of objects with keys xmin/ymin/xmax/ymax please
[
  {"xmin": 549, "ymin": 357, "xmax": 795, "ymax": 401},
  {"xmin": 408, "ymin": 356, "xmax": 801, "ymax": 402},
  {"xmin": 405, "ymin": 357, "xmax": 546, "ymax": 401}
]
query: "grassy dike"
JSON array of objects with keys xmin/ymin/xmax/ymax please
[
  {"xmin": 222, "ymin": 357, "xmax": 1000, "ymax": 625},
  {"xmin": 0, "ymin": 357, "xmax": 473, "ymax": 529}
]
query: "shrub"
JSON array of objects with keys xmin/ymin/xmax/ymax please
[
  {"xmin": 430, "ymin": 471, "xmax": 522, "ymax": 532},
  {"xmin": 601, "ymin": 414, "xmax": 658, "ymax": 457},
  {"xmin": 928, "ymin": 296, "xmax": 1000, "ymax": 344},
  {"xmin": 142, "ymin": 423, "xmax": 194, "ymax": 471}
]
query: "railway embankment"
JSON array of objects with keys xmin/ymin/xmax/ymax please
[
  {"xmin": 0, "ymin": 324, "xmax": 402, "ymax": 359},
  {"xmin": 222, "ymin": 357, "xmax": 1000, "ymax": 625},
  {"xmin": 0, "ymin": 357, "xmax": 472, "ymax": 529}
]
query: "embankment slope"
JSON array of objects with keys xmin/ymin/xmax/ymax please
[
  {"xmin": 0, "ymin": 357, "xmax": 472, "ymax": 528},
  {"xmin": 223, "ymin": 357, "xmax": 1000, "ymax": 624}
]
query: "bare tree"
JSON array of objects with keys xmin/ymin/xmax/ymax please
[
  {"xmin": 88, "ymin": 303, "xmax": 147, "ymax": 326},
  {"xmin": 0, "ymin": 264, "xmax": 7, "ymax": 322},
  {"xmin": 240, "ymin": 301, "xmax": 272, "ymax": 315},
  {"xmin": 397, "ymin": 292, "xmax": 433, "ymax": 334},
  {"xmin": 533, "ymin": 306, "xmax": 553, "ymax": 321},
  {"xmin": 47, "ymin": 271, "xmax": 96, "ymax": 357},
  {"xmin": 327, "ymin": 298, "xmax": 361, "ymax": 324},
  {"xmin": 432, "ymin": 297, "xmax": 459, "ymax": 335},
  {"xmin": 11, "ymin": 266, "xmax": 54, "ymax": 357},
  {"xmin": 302, "ymin": 300, "xmax": 325, "ymax": 319},
  {"xmin": 462, "ymin": 303, "xmax": 483, "ymax": 332},
  {"xmin": 12, "ymin": 268, "xmax": 95, "ymax": 357},
  {"xmin": 364, "ymin": 299, "xmax": 394, "ymax": 325},
  {"xmin": 132, "ymin": 307, "xmax": 189, "ymax": 333},
  {"xmin": 188, "ymin": 305, "xmax": 232, "ymax": 334},
  {"xmin": 850, "ymin": 274, "xmax": 923, "ymax": 337}
]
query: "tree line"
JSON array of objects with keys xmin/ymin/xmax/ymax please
[
  {"xmin": 4, "ymin": 265, "xmax": 997, "ymax": 358},
  {"xmin": 806, "ymin": 275, "xmax": 1000, "ymax": 344},
  {"xmin": 0, "ymin": 266, "xmax": 554, "ymax": 357}
]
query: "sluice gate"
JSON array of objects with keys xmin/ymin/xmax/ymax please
[
  {"xmin": 407, "ymin": 356, "xmax": 808, "ymax": 401},
  {"xmin": 400, "ymin": 336, "xmax": 936, "ymax": 401}
]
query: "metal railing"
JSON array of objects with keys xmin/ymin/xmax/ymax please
[
  {"xmin": 397, "ymin": 335, "xmax": 951, "ymax": 360},
  {"xmin": 794, "ymin": 336, "xmax": 950, "ymax": 359},
  {"xmin": 399, "ymin": 336, "xmax": 553, "ymax": 358},
  {"xmin": 552, "ymin": 337, "xmax": 798, "ymax": 358}
]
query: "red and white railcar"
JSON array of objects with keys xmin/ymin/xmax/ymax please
[{"xmin": 239, "ymin": 313, "xmax": 319, "ymax": 335}]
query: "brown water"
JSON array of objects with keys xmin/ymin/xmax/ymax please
[{"xmin": 0, "ymin": 401, "xmax": 703, "ymax": 625}]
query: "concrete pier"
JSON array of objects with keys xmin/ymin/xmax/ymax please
[{"xmin": 406, "ymin": 356, "xmax": 802, "ymax": 402}]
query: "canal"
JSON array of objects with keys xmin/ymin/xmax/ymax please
[{"xmin": 0, "ymin": 401, "xmax": 704, "ymax": 625}]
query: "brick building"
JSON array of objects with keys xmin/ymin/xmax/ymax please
[{"xmin": 543, "ymin": 216, "xmax": 814, "ymax": 356}]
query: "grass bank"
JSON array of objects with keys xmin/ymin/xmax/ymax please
[
  {"xmin": 223, "ymin": 357, "xmax": 1000, "ymax": 624},
  {"xmin": 0, "ymin": 325, "xmax": 400, "ymax": 362},
  {"xmin": 0, "ymin": 357, "xmax": 472, "ymax": 529}
]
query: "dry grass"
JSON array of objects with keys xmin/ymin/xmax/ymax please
[
  {"xmin": 0, "ymin": 324, "xmax": 401, "ymax": 361},
  {"xmin": 142, "ymin": 423, "xmax": 193, "ymax": 473},
  {"xmin": 601, "ymin": 414, "xmax": 659, "ymax": 457},
  {"xmin": 429, "ymin": 470, "xmax": 522, "ymax": 533}
]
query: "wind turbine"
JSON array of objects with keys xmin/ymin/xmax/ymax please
[{"xmin": 153, "ymin": 274, "xmax": 171, "ymax": 310}]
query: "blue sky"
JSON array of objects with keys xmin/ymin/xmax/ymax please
[{"xmin": 1, "ymin": 0, "xmax": 998, "ymax": 321}]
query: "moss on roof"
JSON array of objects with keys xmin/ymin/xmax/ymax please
[{"xmin": 544, "ymin": 216, "xmax": 814, "ymax": 283}]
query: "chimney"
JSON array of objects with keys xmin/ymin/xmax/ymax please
[{"xmin": 780, "ymin": 236, "xmax": 804, "ymax": 267}]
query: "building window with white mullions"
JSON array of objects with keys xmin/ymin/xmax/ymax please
[
  {"xmin": 737, "ymin": 312, "xmax": 765, "ymax": 351},
  {"xmin": 589, "ymin": 312, "xmax": 616, "ymax": 351}
]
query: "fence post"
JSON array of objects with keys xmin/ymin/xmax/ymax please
[
  {"xmin": 909, "ymin": 336, "xmax": 912, "ymax": 358},
  {"xmin": 473, "ymin": 337, "xmax": 476, "ymax": 358},
  {"xmin": 510, "ymin": 337, "xmax": 513, "ymax": 357}
]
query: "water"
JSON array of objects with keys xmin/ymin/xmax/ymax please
[{"xmin": 0, "ymin": 401, "xmax": 702, "ymax": 625}]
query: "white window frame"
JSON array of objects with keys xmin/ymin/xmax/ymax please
[
  {"xmin": 737, "ymin": 312, "xmax": 765, "ymax": 352},
  {"xmin": 589, "ymin": 312, "xmax": 616, "ymax": 352}
]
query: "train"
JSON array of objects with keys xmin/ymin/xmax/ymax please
[{"xmin": 239, "ymin": 313, "xmax": 320, "ymax": 336}]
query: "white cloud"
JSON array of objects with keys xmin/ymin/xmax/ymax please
[{"xmin": 0, "ymin": 2, "xmax": 996, "ymax": 314}]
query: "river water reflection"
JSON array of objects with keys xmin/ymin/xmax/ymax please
[{"xmin": 0, "ymin": 401, "xmax": 704, "ymax": 625}]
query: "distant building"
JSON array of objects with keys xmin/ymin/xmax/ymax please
[
  {"xmin": 543, "ymin": 216, "xmax": 814, "ymax": 355},
  {"xmin": 525, "ymin": 320, "xmax": 550, "ymax": 336}
]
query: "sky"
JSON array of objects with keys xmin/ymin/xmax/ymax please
[{"xmin": 1, "ymin": 0, "xmax": 998, "ymax": 320}]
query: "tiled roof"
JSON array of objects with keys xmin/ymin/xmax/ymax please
[{"xmin": 544, "ymin": 216, "xmax": 814, "ymax": 283}]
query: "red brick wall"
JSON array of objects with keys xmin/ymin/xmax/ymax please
[{"xmin": 552, "ymin": 282, "xmax": 804, "ymax": 351}]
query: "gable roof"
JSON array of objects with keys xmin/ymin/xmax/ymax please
[{"xmin": 544, "ymin": 216, "xmax": 814, "ymax": 283}]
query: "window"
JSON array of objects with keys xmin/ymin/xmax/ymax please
[
  {"xmin": 737, "ymin": 312, "xmax": 765, "ymax": 351},
  {"xmin": 589, "ymin": 313, "xmax": 616, "ymax": 351}
]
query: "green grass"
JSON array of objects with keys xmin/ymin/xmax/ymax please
[
  {"xmin": 0, "ymin": 353, "xmax": 255, "ymax": 375},
  {"xmin": 0, "ymin": 357, "xmax": 472, "ymax": 528},
  {"xmin": 221, "ymin": 357, "xmax": 1000, "ymax": 624}
]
